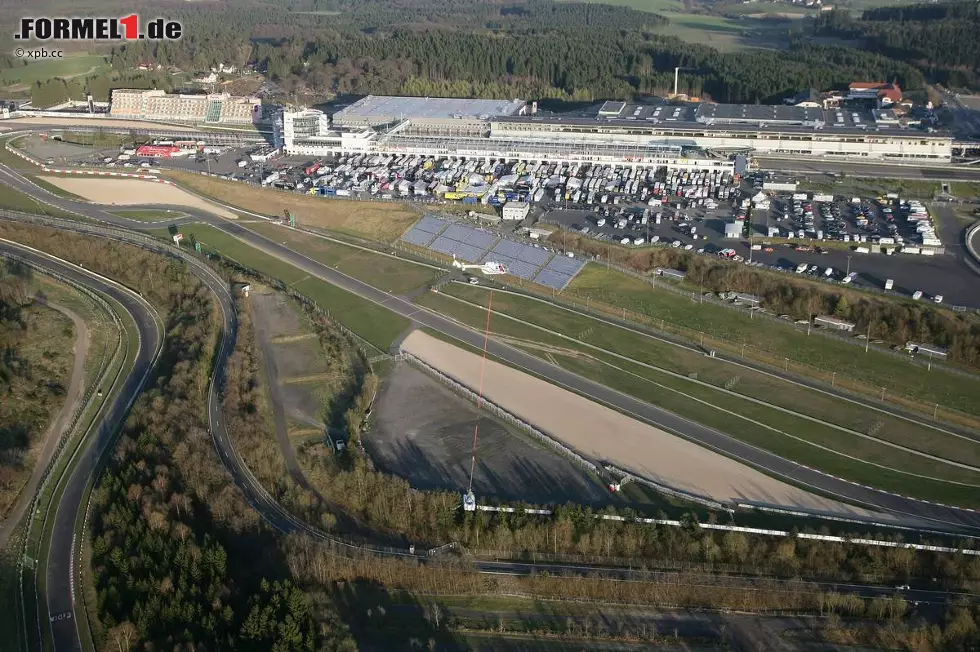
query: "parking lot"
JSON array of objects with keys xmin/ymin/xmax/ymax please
[{"xmin": 25, "ymin": 135, "xmax": 978, "ymax": 307}]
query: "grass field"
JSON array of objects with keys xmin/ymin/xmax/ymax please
[
  {"xmin": 565, "ymin": 264, "xmax": 980, "ymax": 418},
  {"xmin": 797, "ymin": 176, "xmax": 944, "ymax": 198},
  {"xmin": 166, "ymin": 171, "xmax": 420, "ymax": 242},
  {"xmin": 148, "ymin": 225, "xmax": 410, "ymax": 352},
  {"xmin": 439, "ymin": 282, "xmax": 980, "ymax": 469},
  {"xmin": 29, "ymin": 176, "xmax": 86, "ymax": 200},
  {"xmin": 950, "ymin": 182, "xmax": 980, "ymax": 201},
  {"xmin": 0, "ymin": 54, "xmax": 108, "ymax": 91},
  {"xmin": 109, "ymin": 209, "xmax": 186, "ymax": 221},
  {"xmin": 245, "ymin": 221, "xmax": 442, "ymax": 294},
  {"xmin": 0, "ymin": 184, "xmax": 82, "ymax": 220},
  {"xmin": 660, "ymin": 13, "xmax": 764, "ymax": 52},
  {"xmin": 415, "ymin": 288, "xmax": 980, "ymax": 506},
  {"xmin": 0, "ymin": 137, "xmax": 31, "ymax": 168},
  {"xmin": 567, "ymin": 0, "xmax": 794, "ymax": 50}
]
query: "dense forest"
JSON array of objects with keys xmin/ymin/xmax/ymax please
[
  {"xmin": 95, "ymin": 1, "xmax": 923, "ymax": 104},
  {"xmin": 0, "ymin": 224, "xmax": 356, "ymax": 651},
  {"xmin": 813, "ymin": 2, "xmax": 980, "ymax": 87},
  {"xmin": 7, "ymin": 0, "xmax": 975, "ymax": 107}
]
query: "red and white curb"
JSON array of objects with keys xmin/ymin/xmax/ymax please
[{"xmin": 5, "ymin": 144, "xmax": 173, "ymax": 184}]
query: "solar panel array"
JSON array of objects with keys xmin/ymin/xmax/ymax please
[
  {"xmin": 430, "ymin": 237, "xmax": 487, "ymax": 263},
  {"xmin": 415, "ymin": 215, "xmax": 450, "ymax": 235},
  {"xmin": 481, "ymin": 251, "xmax": 539, "ymax": 281},
  {"xmin": 399, "ymin": 217, "xmax": 586, "ymax": 290},
  {"xmin": 402, "ymin": 228, "xmax": 437, "ymax": 247},
  {"xmin": 532, "ymin": 254, "xmax": 585, "ymax": 290}
]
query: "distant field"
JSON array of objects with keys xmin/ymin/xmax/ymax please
[
  {"xmin": 569, "ymin": 0, "xmax": 796, "ymax": 50},
  {"xmin": 438, "ymin": 282, "xmax": 980, "ymax": 469},
  {"xmin": 0, "ymin": 54, "xmax": 108, "ymax": 91},
  {"xmin": 561, "ymin": 0, "xmax": 685, "ymax": 12}
]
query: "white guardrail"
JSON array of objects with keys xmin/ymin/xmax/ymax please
[{"xmin": 474, "ymin": 504, "xmax": 980, "ymax": 556}]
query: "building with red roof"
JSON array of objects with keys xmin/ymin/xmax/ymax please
[{"xmin": 848, "ymin": 82, "xmax": 902, "ymax": 105}]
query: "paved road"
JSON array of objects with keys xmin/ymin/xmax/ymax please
[
  {"xmin": 4, "ymin": 162, "xmax": 980, "ymax": 535},
  {"xmin": 0, "ymin": 240, "xmax": 162, "ymax": 652},
  {"xmin": 3, "ymin": 187, "xmax": 980, "ymax": 649}
]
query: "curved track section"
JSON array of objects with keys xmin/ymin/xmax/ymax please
[
  {"xmin": 3, "ymin": 161, "xmax": 980, "ymax": 534},
  {"xmin": 0, "ymin": 240, "xmax": 162, "ymax": 652}
]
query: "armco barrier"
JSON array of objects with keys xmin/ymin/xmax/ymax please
[
  {"xmin": 966, "ymin": 221, "xmax": 980, "ymax": 272},
  {"xmin": 2, "ymin": 249, "xmax": 128, "ymax": 652},
  {"xmin": 474, "ymin": 505, "xmax": 980, "ymax": 556},
  {"xmin": 603, "ymin": 464, "xmax": 730, "ymax": 512},
  {"xmin": 402, "ymin": 352, "xmax": 601, "ymax": 477}
]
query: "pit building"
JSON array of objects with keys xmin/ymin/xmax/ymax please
[{"xmin": 275, "ymin": 95, "xmax": 952, "ymax": 169}]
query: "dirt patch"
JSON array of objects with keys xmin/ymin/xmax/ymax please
[
  {"xmin": 251, "ymin": 289, "xmax": 336, "ymax": 432},
  {"xmin": 18, "ymin": 135, "xmax": 95, "ymax": 161},
  {"xmin": 37, "ymin": 176, "xmax": 237, "ymax": 219},
  {"xmin": 365, "ymin": 360, "xmax": 614, "ymax": 505},
  {"xmin": 168, "ymin": 170, "xmax": 419, "ymax": 241},
  {"xmin": 399, "ymin": 331, "xmax": 890, "ymax": 519}
]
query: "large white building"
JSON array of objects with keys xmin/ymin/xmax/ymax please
[
  {"xmin": 275, "ymin": 95, "xmax": 952, "ymax": 168},
  {"xmin": 110, "ymin": 89, "xmax": 261, "ymax": 125}
]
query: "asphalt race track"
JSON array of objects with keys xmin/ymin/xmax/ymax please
[
  {"xmin": 5, "ymin": 211, "xmax": 979, "ymax": 652},
  {"xmin": 3, "ymin": 162, "xmax": 980, "ymax": 535},
  {"xmin": 3, "ymin": 166, "xmax": 980, "ymax": 648},
  {"xmin": 0, "ymin": 240, "xmax": 162, "ymax": 652}
]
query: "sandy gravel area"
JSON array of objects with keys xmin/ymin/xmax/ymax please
[
  {"xmin": 400, "ymin": 331, "xmax": 890, "ymax": 519},
  {"xmin": 39, "ymin": 176, "xmax": 237, "ymax": 219}
]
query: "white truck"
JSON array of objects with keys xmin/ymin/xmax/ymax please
[{"xmin": 884, "ymin": 279, "xmax": 894, "ymax": 290}]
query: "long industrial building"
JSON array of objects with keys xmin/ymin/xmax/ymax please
[{"xmin": 275, "ymin": 95, "xmax": 953, "ymax": 169}]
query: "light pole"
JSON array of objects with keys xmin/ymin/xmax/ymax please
[
  {"xmin": 865, "ymin": 320, "xmax": 873, "ymax": 353},
  {"xmin": 846, "ymin": 255, "xmax": 852, "ymax": 276}
]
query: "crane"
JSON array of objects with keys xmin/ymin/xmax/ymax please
[{"xmin": 452, "ymin": 254, "xmax": 509, "ymax": 276}]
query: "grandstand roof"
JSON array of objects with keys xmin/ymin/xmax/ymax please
[{"xmin": 333, "ymin": 95, "xmax": 526, "ymax": 125}]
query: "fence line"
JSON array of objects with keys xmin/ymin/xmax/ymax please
[
  {"xmin": 500, "ymin": 264, "xmax": 980, "ymax": 430},
  {"xmin": 472, "ymin": 505, "xmax": 980, "ymax": 557},
  {"xmin": 402, "ymin": 352, "xmax": 600, "ymax": 477}
]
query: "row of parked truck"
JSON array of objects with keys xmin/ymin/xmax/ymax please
[{"xmin": 282, "ymin": 153, "xmax": 741, "ymax": 209}]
